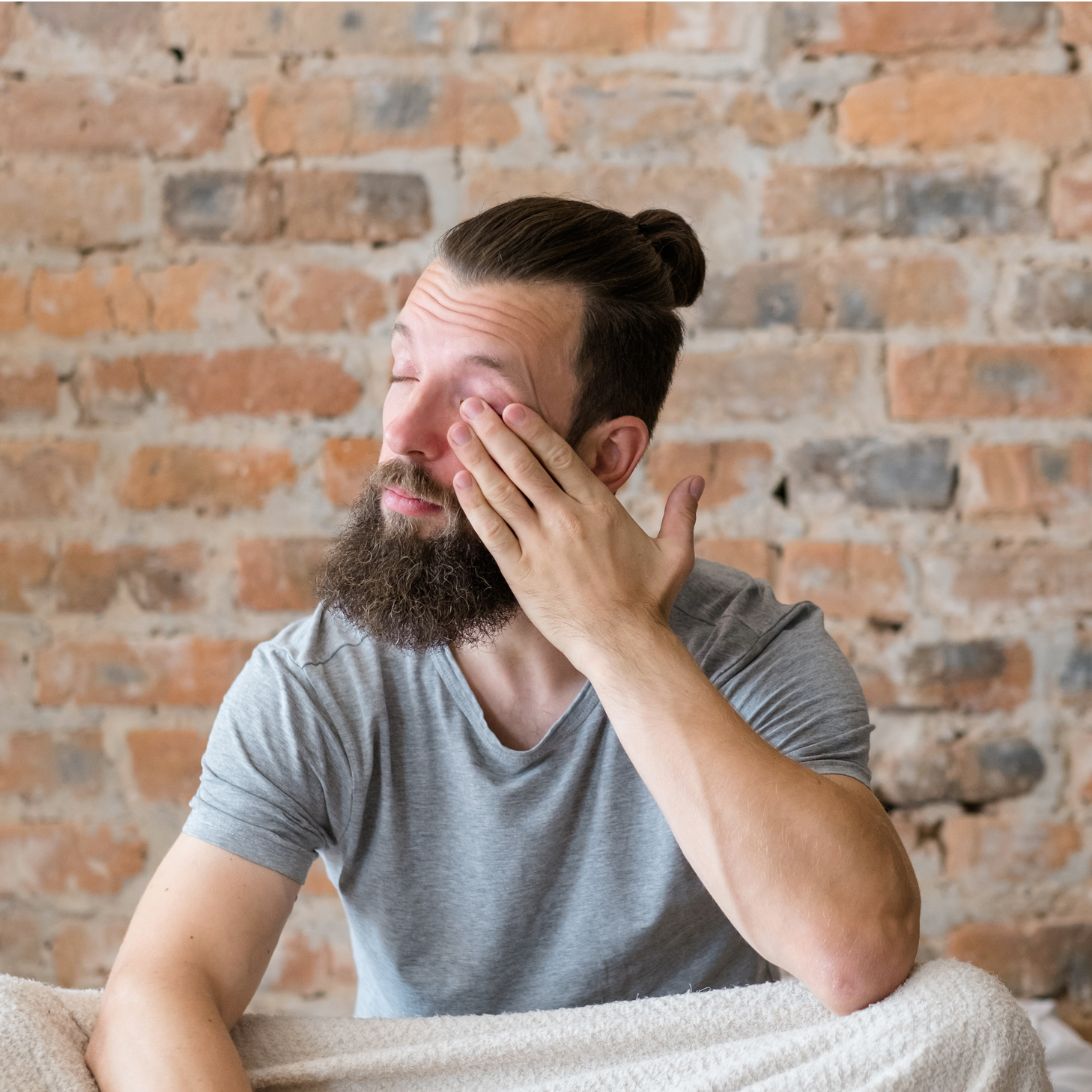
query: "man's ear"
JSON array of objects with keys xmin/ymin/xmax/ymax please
[{"xmin": 575, "ymin": 416, "xmax": 649, "ymax": 494}]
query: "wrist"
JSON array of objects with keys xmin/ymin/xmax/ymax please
[{"xmin": 577, "ymin": 613, "xmax": 679, "ymax": 680}]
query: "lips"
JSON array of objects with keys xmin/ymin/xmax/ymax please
[{"xmin": 386, "ymin": 486, "xmax": 440, "ymax": 508}]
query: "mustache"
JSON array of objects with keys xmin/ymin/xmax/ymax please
[{"xmin": 374, "ymin": 460, "xmax": 455, "ymax": 512}]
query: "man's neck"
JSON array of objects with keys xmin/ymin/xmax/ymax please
[{"xmin": 449, "ymin": 609, "xmax": 586, "ymax": 698}]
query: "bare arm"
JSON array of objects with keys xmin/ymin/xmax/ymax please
[
  {"xmin": 584, "ymin": 621, "xmax": 920, "ymax": 1016},
  {"xmin": 85, "ymin": 833, "xmax": 301, "ymax": 1091},
  {"xmin": 86, "ymin": 968, "xmax": 254, "ymax": 1092}
]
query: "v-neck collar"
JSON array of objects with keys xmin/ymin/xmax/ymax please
[{"xmin": 431, "ymin": 644, "xmax": 599, "ymax": 765}]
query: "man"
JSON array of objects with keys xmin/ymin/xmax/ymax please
[{"xmin": 85, "ymin": 197, "xmax": 920, "ymax": 1089}]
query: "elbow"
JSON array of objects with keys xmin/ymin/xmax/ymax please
[{"xmin": 821, "ymin": 903, "xmax": 921, "ymax": 1017}]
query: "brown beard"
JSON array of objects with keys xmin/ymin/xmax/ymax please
[{"xmin": 313, "ymin": 459, "xmax": 520, "ymax": 653}]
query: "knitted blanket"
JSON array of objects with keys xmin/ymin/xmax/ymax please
[{"xmin": 0, "ymin": 958, "xmax": 1050, "ymax": 1091}]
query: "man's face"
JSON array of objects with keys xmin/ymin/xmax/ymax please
[{"xmin": 316, "ymin": 261, "xmax": 584, "ymax": 651}]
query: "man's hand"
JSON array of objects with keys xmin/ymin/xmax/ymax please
[{"xmin": 448, "ymin": 397, "xmax": 704, "ymax": 668}]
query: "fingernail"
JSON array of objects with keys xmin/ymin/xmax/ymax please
[
  {"xmin": 461, "ymin": 398, "xmax": 484, "ymax": 419},
  {"xmin": 451, "ymin": 423, "xmax": 471, "ymax": 445},
  {"xmin": 690, "ymin": 477, "xmax": 705, "ymax": 500}
]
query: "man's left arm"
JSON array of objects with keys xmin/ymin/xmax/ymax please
[
  {"xmin": 580, "ymin": 618, "xmax": 920, "ymax": 1016},
  {"xmin": 447, "ymin": 397, "xmax": 920, "ymax": 1015}
]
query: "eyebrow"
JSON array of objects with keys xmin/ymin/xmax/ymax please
[{"xmin": 391, "ymin": 322, "xmax": 518, "ymax": 380}]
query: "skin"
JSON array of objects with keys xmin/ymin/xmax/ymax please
[
  {"xmin": 317, "ymin": 258, "xmax": 919, "ymax": 1011},
  {"xmin": 315, "ymin": 260, "xmax": 652, "ymax": 709}
]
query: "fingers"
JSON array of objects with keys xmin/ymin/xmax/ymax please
[{"xmin": 455, "ymin": 399, "xmax": 603, "ymax": 508}]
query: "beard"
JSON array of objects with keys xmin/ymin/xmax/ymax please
[{"xmin": 314, "ymin": 458, "xmax": 520, "ymax": 653}]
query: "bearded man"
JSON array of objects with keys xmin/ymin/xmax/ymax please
[{"xmin": 84, "ymin": 196, "xmax": 924, "ymax": 1090}]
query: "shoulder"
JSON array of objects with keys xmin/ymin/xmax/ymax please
[
  {"xmin": 251, "ymin": 602, "xmax": 415, "ymax": 679},
  {"xmin": 672, "ymin": 557, "xmax": 800, "ymax": 629},
  {"xmin": 672, "ymin": 563, "xmax": 834, "ymax": 681}
]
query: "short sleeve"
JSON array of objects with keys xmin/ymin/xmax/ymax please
[
  {"xmin": 712, "ymin": 601, "xmax": 874, "ymax": 788},
  {"xmin": 182, "ymin": 643, "xmax": 354, "ymax": 885}
]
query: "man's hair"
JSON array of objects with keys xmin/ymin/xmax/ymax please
[{"xmin": 435, "ymin": 195, "xmax": 706, "ymax": 448}]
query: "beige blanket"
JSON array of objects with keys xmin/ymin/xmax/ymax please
[{"xmin": 0, "ymin": 958, "xmax": 1050, "ymax": 1091}]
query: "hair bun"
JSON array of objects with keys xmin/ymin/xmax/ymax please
[{"xmin": 632, "ymin": 209, "xmax": 706, "ymax": 308}]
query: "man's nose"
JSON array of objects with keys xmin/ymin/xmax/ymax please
[{"xmin": 383, "ymin": 387, "xmax": 458, "ymax": 462}]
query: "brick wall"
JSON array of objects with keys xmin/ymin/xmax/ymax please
[{"xmin": 0, "ymin": 2, "xmax": 1089, "ymax": 1036}]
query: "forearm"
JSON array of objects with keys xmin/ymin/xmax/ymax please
[
  {"xmin": 582, "ymin": 621, "xmax": 919, "ymax": 1012},
  {"xmin": 86, "ymin": 971, "xmax": 253, "ymax": 1092}
]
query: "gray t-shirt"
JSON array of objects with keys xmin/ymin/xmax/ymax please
[{"xmin": 183, "ymin": 558, "xmax": 873, "ymax": 1018}]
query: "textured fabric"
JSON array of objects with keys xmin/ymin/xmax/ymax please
[
  {"xmin": 0, "ymin": 961, "xmax": 1053, "ymax": 1091},
  {"xmin": 183, "ymin": 558, "xmax": 874, "ymax": 1018}
]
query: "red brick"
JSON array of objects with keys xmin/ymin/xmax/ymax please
[
  {"xmin": 464, "ymin": 166, "xmax": 742, "ymax": 230},
  {"xmin": 840, "ymin": 74, "xmax": 1092, "ymax": 154},
  {"xmin": 0, "ymin": 822, "xmax": 146, "ymax": 896},
  {"xmin": 167, "ymin": 2, "xmax": 459, "ymax": 55},
  {"xmin": 477, "ymin": 3, "xmax": 650, "ymax": 52},
  {"xmin": 36, "ymin": 636, "xmax": 254, "ymax": 707},
  {"xmin": 694, "ymin": 539, "xmax": 775, "ymax": 583},
  {"xmin": 701, "ymin": 255, "xmax": 966, "ymax": 332},
  {"xmin": 945, "ymin": 919, "xmax": 1092, "ymax": 997},
  {"xmin": 118, "ymin": 446, "xmax": 296, "ymax": 513},
  {"xmin": 236, "ymin": 538, "xmax": 332, "ymax": 611},
  {"xmin": 302, "ymin": 859, "xmax": 338, "ymax": 898},
  {"xmin": 828, "ymin": 253, "xmax": 967, "ymax": 329},
  {"xmin": 127, "ymin": 728, "xmax": 206, "ymax": 803},
  {"xmin": 827, "ymin": 2, "xmax": 1044, "ymax": 55},
  {"xmin": 888, "ymin": 344, "xmax": 1092, "ymax": 420},
  {"xmin": 0, "ymin": 729, "xmax": 104, "ymax": 799},
  {"xmin": 0, "ymin": 362, "xmax": 58, "ymax": 421},
  {"xmin": 248, "ymin": 75, "xmax": 519, "ymax": 155},
  {"xmin": 763, "ymin": 165, "xmax": 885, "ymax": 236},
  {"xmin": 0, "ymin": 4, "xmax": 12, "ymax": 56},
  {"xmin": 0, "ymin": 77, "xmax": 230, "ymax": 157},
  {"xmin": 266, "ymin": 929, "xmax": 357, "ymax": 994},
  {"xmin": 164, "ymin": 171, "xmax": 282, "ymax": 244},
  {"xmin": 56, "ymin": 541, "xmax": 203, "ymax": 613},
  {"xmin": 1060, "ymin": 3, "xmax": 1092, "ymax": 44},
  {"xmin": 0, "ymin": 272, "xmax": 26, "ymax": 331},
  {"xmin": 539, "ymin": 70, "xmax": 722, "ymax": 154},
  {"xmin": 137, "ymin": 348, "xmax": 362, "ymax": 420},
  {"xmin": 0, "ymin": 160, "xmax": 143, "ymax": 248},
  {"xmin": 647, "ymin": 441, "xmax": 775, "ymax": 507},
  {"xmin": 0, "ymin": 912, "xmax": 47, "ymax": 981},
  {"xmin": 139, "ymin": 261, "xmax": 234, "ymax": 332},
  {"xmin": 29, "ymin": 266, "xmax": 112, "ymax": 338},
  {"xmin": 261, "ymin": 266, "xmax": 388, "ymax": 334},
  {"xmin": 727, "ymin": 90, "xmax": 812, "ymax": 147},
  {"xmin": 943, "ymin": 814, "xmax": 1081, "ymax": 880},
  {"xmin": 322, "ymin": 437, "xmax": 382, "ymax": 507},
  {"xmin": 650, "ymin": 2, "xmax": 746, "ymax": 51},
  {"xmin": 0, "ymin": 540, "xmax": 53, "ymax": 611},
  {"xmin": 106, "ymin": 265, "xmax": 152, "ymax": 334},
  {"xmin": 962, "ymin": 441, "xmax": 1091, "ymax": 519},
  {"xmin": 777, "ymin": 541, "xmax": 910, "ymax": 625},
  {"xmin": 26, "ymin": 2, "xmax": 161, "ymax": 48},
  {"xmin": 1050, "ymin": 152, "xmax": 1092, "ymax": 238},
  {"xmin": 281, "ymin": 171, "xmax": 431, "ymax": 244},
  {"xmin": 70, "ymin": 357, "xmax": 148, "ymax": 425},
  {"xmin": 920, "ymin": 545, "xmax": 1092, "ymax": 617},
  {"xmin": 901, "ymin": 639, "xmax": 1033, "ymax": 713},
  {"xmin": 699, "ymin": 261, "xmax": 826, "ymax": 330},
  {"xmin": 765, "ymin": 164, "xmax": 1037, "ymax": 238},
  {"xmin": 51, "ymin": 917, "xmax": 130, "ymax": 988},
  {"xmin": 1012, "ymin": 264, "xmax": 1092, "ymax": 330},
  {"xmin": 0, "ymin": 441, "xmax": 99, "ymax": 520},
  {"xmin": 660, "ymin": 345, "xmax": 860, "ymax": 427}
]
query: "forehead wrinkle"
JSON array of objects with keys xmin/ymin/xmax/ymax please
[
  {"xmin": 410, "ymin": 279, "xmax": 564, "ymax": 354},
  {"xmin": 403, "ymin": 268, "xmax": 581, "ymax": 431}
]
